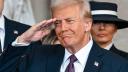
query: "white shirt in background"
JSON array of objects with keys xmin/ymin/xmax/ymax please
[
  {"xmin": 0, "ymin": 15, "xmax": 5, "ymax": 51},
  {"xmin": 3, "ymin": 0, "xmax": 35, "ymax": 25}
]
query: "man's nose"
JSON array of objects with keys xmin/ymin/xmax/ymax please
[{"xmin": 61, "ymin": 21, "xmax": 69, "ymax": 31}]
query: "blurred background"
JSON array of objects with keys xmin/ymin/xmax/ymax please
[{"xmin": 3, "ymin": 0, "xmax": 128, "ymax": 52}]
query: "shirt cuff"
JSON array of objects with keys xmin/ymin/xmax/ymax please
[{"xmin": 12, "ymin": 38, "xmax": 30, "ymax": 46}]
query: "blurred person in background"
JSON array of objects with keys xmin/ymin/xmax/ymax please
[
  {"xmin": 3, "ymin": 0, "xmax": 35, "ymax": 25},
  {"xmin": 0, "ymin": 0, "xmax": 30, "ymax": 54}
]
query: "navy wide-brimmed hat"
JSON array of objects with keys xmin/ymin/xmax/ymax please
[{"xmin": 90, "ymin": 1, "xmax": 128, "ymax": 29}]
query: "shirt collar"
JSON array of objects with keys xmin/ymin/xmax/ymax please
[
  {"xmin": 104, "ymin": 42, "xmax": 113, "ymax": 50},
  {"xmin": 63, "ymin": 36, "xmax": 93, "ymax": 67},
  {"xmin": 0, "ymin": 15, "xmax": 5, "ymax": 30},
  {"xmin": 63, "ymin": 49, "xmax": 72, "ymax": 64}
]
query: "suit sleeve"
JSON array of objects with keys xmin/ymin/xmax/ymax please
[{"xmin": 0, "ymin": 44, "xmax": 29, "ymax": 72}]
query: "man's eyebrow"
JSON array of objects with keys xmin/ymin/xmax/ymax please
[{"xmin": 64, "ymin": 17, "xmax": 76, "ymax": 20}]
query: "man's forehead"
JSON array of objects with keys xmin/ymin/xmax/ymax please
[
  {"xmin": 54, "ymin": 16, "xmax": 77, "ymax": 20},
  {"xmin": 53, "ymin": 15, "xmax": 83, "ymax": 23}
]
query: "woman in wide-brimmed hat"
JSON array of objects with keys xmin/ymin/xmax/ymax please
[{"xmin": 90, "ymin": 1, "xmax": 128, "ymax": 60}]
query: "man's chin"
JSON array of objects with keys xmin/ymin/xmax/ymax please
[{"xmin": 62, "ymin": 42, "xmax": 73, "ymax": 48}]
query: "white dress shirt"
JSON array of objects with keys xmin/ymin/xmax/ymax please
[
  {"xmin": 0, "ymin": 15, "xmax": 5, "ymax": 51},
  {"xmin": 60, "ymin": 38, "xmax": 93, "ymax": 72}
]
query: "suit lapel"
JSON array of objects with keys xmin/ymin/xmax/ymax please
[
  {"xmin": 84, "ymin": 42, "xmax": 104, "ymax": 72},
  {"xmin": 110, "ymin": 44, "xmax": 118, "ymax": 53},
  {"xmin": 4, "ymin": 17, "xmax": 19, "ymax": 50},
  {"xmin": 46, "ymin": 45, "xmax": 65, "ymax": 72}
]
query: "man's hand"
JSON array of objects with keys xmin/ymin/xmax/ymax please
[{"xmin": 17, "ymin": 18, "xmax": 56, "ymax": 43}]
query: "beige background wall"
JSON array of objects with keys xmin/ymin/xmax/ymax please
[
  {"xmin": 31, "ymin": 0, "xmax": 50, "ymax": 22},
  {"xmin": 30, "ymin": 0, "xmax": 128, "ymax": 52}
]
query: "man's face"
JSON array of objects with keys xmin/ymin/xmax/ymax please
[
  {"xmin": 0, "ymin": 0, "xmax": 4, "ymax": 16},
  {"xmin": 91, "ymin": 22, "xmax": 117, "ymax": 44},
  {"xmin": 52, "ymin": 5, "xmax": 92, "ymax": 48}
]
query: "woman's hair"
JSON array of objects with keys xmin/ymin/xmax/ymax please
[{"xmin": 41, "ymin": 29, "xmax": 58, "ymax": 45}]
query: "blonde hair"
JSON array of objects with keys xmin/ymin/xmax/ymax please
[
  {"xmin": 50, "ymin": 0, "xmax": 92, "ymax": 18},
  {"xmin": 41, "ymin": 29, "xmax": 58, "ymax": 45}
]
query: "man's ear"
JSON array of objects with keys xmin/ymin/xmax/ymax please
[{"xmin": 84, "ymin": 18, "xmax": 92, "ymax": 32}]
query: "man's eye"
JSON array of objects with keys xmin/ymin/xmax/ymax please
[
  {"xmin": 54, "ymin": 20, "xmax": 62, "ymax": 25},
  {"xmin": 66, "ymin": 19, "xmax": 75, "ymax": 24}
]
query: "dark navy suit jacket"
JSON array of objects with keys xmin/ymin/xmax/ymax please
[
  {"xmin": 0, "ymin": 42, "xmax": 128, "ymax": 72},
  {"xmin": 110, "ymin": 44, "xmax": 128, "ymax": 60}
]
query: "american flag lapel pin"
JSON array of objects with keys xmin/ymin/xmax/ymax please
[
  {"xmin": 94, "ymin": 61, "xmax": 99, "ymax": 67},
  {"xmin": 14, "ymin": 30, "xmax": 18, "ymax": 35}
]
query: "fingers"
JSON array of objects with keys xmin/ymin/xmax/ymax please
[{"xmin": 38, "ymin": 18, "xmax": 57, "ymax": 31}]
